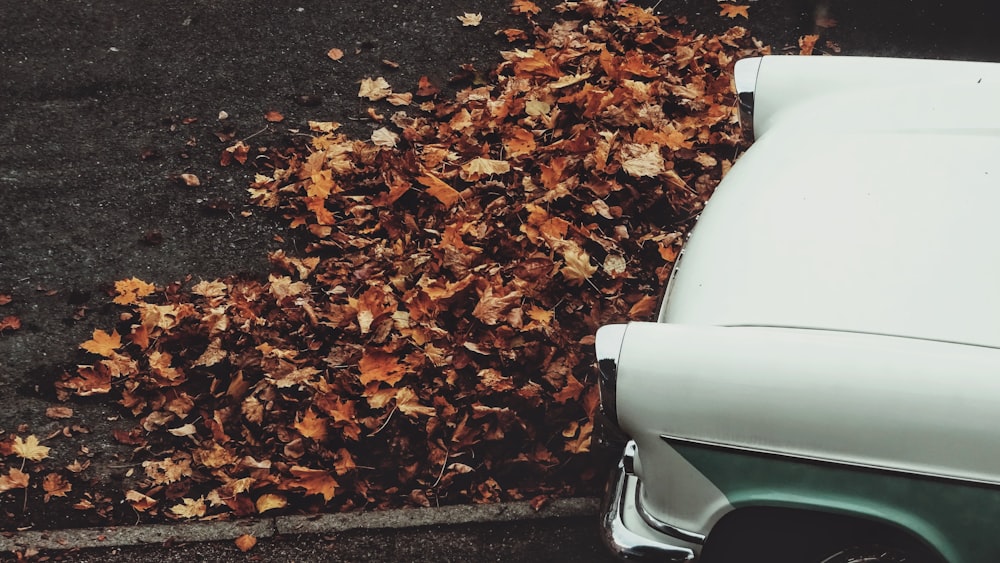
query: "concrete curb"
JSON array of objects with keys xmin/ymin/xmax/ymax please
[{"xmin": 1, "ymin": 497, "xmax": 600, "ymax": 553}]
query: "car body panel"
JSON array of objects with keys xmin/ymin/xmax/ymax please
[
  {"xmin": 660, "ymin": 130, "xmax": 1000, "ymax": 348},
  {"xmin": 746, "ymin": 55, "xmax": 1000, "ymax": 140},
  {"xmin": 668, "ymin": 437, "xmax": 1000, "ymax": 563},
  {"xmin": 616, "ymin": 323, "xmax": 1000, "ymax": 486}
]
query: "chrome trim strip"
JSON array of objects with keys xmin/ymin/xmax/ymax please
[
  {"xmin": 734, "ymin": 57, "xmax": 762, "ymax": 141},
  {"xmin": 660, "ymin": 433, "xmax": 1000, "ymax": 490},
  {"xmin": 635, "ymin": 481, "xmax": 707, "ymax": 545},
  {"xmin": 596, "ymin": 324, "xmax": 628, "ymax": 427},
  {"xmin": 600, "ymin": 441, "xmax": 697, "ymax": 562}
]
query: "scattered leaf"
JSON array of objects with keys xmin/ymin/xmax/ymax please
[
  {"xmin": 13, "ymin": 435, "xmax": 50, "ymax": 462},
  {"xmin": 80, "ymin": 329, "xmax": 121, "ymax": 357},
  {"xmin": 235, "ymin": 534, "xmax": 257, "ymax": 553},
  {"xmin": 113, "ymin": 277, "xmax": 155, "ymax": 305},
  {"xmin": 718, "ymin": 3, "xmax": 749, "ymax": 18},
  {"xmin": 358, "ymin": 77, "xmax": 392, "ymax": 101},
  {"xmin": 42, "ymin": 473, "xmax": 72, "ymax": 501},
  {"xmin": 457, "ymin": 12, "xmax": 483, "ymax": 26}
]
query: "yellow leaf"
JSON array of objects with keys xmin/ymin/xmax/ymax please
[
  {"xmin": 371, "ymin": 127, "xmax": 399, "ymax": 148},
  {"xmin": 13, "ymin": 435, "xmax": 50, "ymax": 462},
  {"xmin": 255, "ymin": 493, "xmax": 288, "ymax": 514},
  {"xmin": 560, "ymin": 244, "xmax": 597, "ymax": 285},
  {"xmin": 80, "ymin": 329, "xmax": 121, "ymax": 357},
  {"xmin": 457, "ymin": 12, "xmax": 483, "ymax": 26},
  {"xmin": 113, "ymin": 277, "xmax": 156, "ymax": 305},
  {"xmin": 620, "ymin": 143, "xmax": 664, "ymax": 177},
  {"xmin": 358, "ymin": 76, "xmax": 392, "ymax": 101},
  {"xmin": 460, "ymin": 157, "xmax": 511, "ymax": 181},
  {"xmin": 169, "ymin": 496, "xmax": 207, "ymax": 519}
]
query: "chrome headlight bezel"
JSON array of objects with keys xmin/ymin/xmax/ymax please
[
  {"xmin": 595, "ymin": 324, "xmax": 628, "ymax": 429},
  {"xmin": 734, "ymin": 56, "xmax": 763, "ymax": 141}
]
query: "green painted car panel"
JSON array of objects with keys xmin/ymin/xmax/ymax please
[{"xmin": 669, "ymin": 439, "xmax": 1000, "ymax": 563}]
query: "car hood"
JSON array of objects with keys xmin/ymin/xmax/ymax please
[{"xmin": 661, "ymin": 122, "xmax": 1000, "ymax": 348}]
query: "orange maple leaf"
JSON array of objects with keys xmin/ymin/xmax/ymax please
[
  {"xmin": 563, "ymin": 420, "xmax": 593, "ymax": 454},
  {"xmin": 42, "ymin": 472, "xmax": 72, "ymax": 501},
  {"xmin": 358, "ymin": 348, "xmax": 407, "ymax": 387},
  {"xmin": 0, "ymin": 468, "xmax": 29, "ymax": 493},
  {"xmin": 718, "ymin": 3, "xmax": 749, "ymax": 18},
  {"xmin": 284, "ymin": 466, "xmax": 339, "ymax": 501},
  {"xmin": 80, "ymin": 329, "xmax": 121, "ymax": 357},
  {"xmin": 113, "ymin": 277, "xmax": 156, "ymax": 305},
  {"xmin": 294, "ymin": 409, "xmax": 329, "ymax": 441},
  {"xmin": 510, "ymin": 0, "xmax": 541, "ymax": 15},
  {"xmin": 416, "ymin": 173, "xmax": 461, "ymax": 207},
  {"xmin": 799, "ymin": 34, "xmax": 820, "ymax": 56}
]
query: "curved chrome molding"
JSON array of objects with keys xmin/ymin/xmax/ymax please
[
  {"xmin": 734, "ymin": 57, "xmax": 763, "ymax": 141},
  {"xmin": 635, "ymin": 481, "xmax": 707, "ymax": 545},
  {"xmin": 596, "ymin": 324, "xmax": 628, "ymax": 427},
  {"xmin": 600, "ymin": 441, "xmax": 697, "ymax": 562}
]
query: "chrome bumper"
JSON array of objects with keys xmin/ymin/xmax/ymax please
[{"xmin": 600, "ymin": 441, "xmax": 701, "ymax": 562}]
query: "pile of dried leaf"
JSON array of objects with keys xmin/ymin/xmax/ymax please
[{"xmin": 7, "ymin": 0, "xmax": 770, "ymax": 524}]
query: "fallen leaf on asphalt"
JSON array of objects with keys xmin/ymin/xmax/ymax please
[
  {"xmin": 0, "ymin": 293, "xmax": 11, "ymax": 306},
  {"xmin": 0, "ymin": 315, "xmax": 20, "ymax": 332},
  {"xmin": 42, "ymin": 473, "xmax": 72, "ymax": 501},
  {"xmin": 358, "ymin": 77, "xmax": 392, "ymax": 101},
  {"xmin": 264, "ymin": 110, "xmax": 285, "ymax": 123},
  {"xmin": 0, "ymin": 469, "xmax": 29, "ymax": 493},
  {"xmin": 327, "ymin": 48, "xmax": 344, "ymax": 61},
  {"xmin": 235, "ymin": 534, "xmax": 257, "ymax": 552},
  {"xmin": 45, "ymin": 406, "xmax": 74, "ymax": 419},
  {"xmin": 13, "ymin": 435, "xmax": 50, "ymax": 462},
  {"xmin": 125, "ymin": 490, "xmax": 158, "ymax": 511},
  {"xmin": 112, "ymin": 277, "xmax": 156, "ymax": 305},
  {"xmin": 179, "ymin": 173, "xmax": 201, "ymax": 187},
  {"xmin": 718, "ymin": 3, "xmax": 749, "ymax": 19},
  {"xmin": 457, "ymin": 12, "xmax": 483, "ymax": 26},
  {"xmin": 80, "ymin": 329, "xmax": 121, "ymax": 357}
]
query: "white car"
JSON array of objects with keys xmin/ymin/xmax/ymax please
[{"xmin": 596, "ymin": 55, "xmax": 1000, "ymax": 563}]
